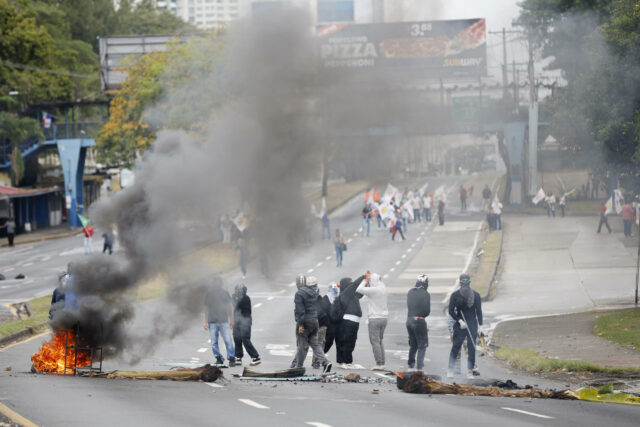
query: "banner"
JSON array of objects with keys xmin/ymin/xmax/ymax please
[
  {"xmin": 605, "ymin": 197, "xmax": 613, "ymax": 216},
  {"xmin": 317, "ymin": 18, "xmax": 487, "ymax": 77},
  {"xmin": 532, "ymin": 188, "xmax": 546, "ymax": 205},
  {"xmin": 614, "ymin": 189, "xmax": 623, "ymax": 214}
]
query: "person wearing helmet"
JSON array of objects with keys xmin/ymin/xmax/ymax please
[
  {"xmin": 356, "ymin": 271, "xmax": 389, "ymax": 371},
  {"xmin": 406, "ymin": 274, "xmax": 431, "ymax": 371},
  {"xmin": 232, "ymin": 283, "xmax": 261, "ymax": 366},
  {"xmin": 447, "ymin": 274, "xmax": 483, "ymax": 379},
  {"xmin": 293, "ymin": 276, "xmax": 332, "ymax": 374}
]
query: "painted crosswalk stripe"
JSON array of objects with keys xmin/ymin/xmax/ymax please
[
  {"xmin": 501, "ymin": 408, "xmax": 553, "ymax": 419},
  {"xmin": 239, "ymin": 399, "xmax": 269, "ymax": 409}
]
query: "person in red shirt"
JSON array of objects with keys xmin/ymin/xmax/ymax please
[
  {"xmin": 622, "ymin": 202, "xmax": 634, "ymax": 237},
  {"xmin": 597, "ymin": 204, "xmax": 612, "ymax": 234},
  {"xmin": 460, "ymin": 186, "xmax": 468, "ymax": 212},
  {"xmin": 82, "ymin": 225, "xmax": 94, "ymax": 254}
]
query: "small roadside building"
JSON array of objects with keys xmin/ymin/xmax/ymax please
[{"xmin": 0, "ymin": 185, "xmax": 63, "ymax": 235}]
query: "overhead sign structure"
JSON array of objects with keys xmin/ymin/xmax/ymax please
[{"xmin": 317, "ymin": 18, "xmax": 487, "ymax": 77}]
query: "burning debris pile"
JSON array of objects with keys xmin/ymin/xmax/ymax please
[{"xmin": 31, "ymin": 328, "xmax": 96, "ymax": 374}]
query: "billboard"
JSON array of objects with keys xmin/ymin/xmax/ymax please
[
  {"xmin": 317, "ymin": 18, "xmax": 486, "ymax": 77},
  {"xmin": 317, "ymin": 0, "xmax": 354, "ymax": 23}
]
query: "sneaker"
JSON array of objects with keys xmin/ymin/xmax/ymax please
[
  {"xmin": 215, "ymin": 356, "xmax": 225, "ymax": 366},
  {"xmin": 229, "ymin": 358, "xmax": 236, "ymax": 367},
  {"xmin": 446, "ymin": 370, "xmax": 454, "ymax": 379},
  {"xmin": 466, "ymin": 371, "xmax": 475, "ymax": 379},
  {"xmin": 407, "ymin": 367, "xmax": 416, "ymax": 373},
  {"xmin": 372, "ymin": 365, "xmax": 386, "ymax": 371},
  {"xmin": 250, "ymin": 357, "xmax": 261, "ymax": 366},
  {"xmin": 322, "ymin": 362, "xmax": 332, "ymax": 374},
  {"xmin": 312, "ymin": 362, "xmax": 321, "ymax": 369},
  {"xmin": 290, "ymin": 361, "xmax": 297, "ymax": 369},
  {"xmin": 236, "ymin": 358, "xmax": 242, "ymax": 366}
]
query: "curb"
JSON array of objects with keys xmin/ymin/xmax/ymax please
[
  {"xmin": 482, "ymin": 227, "xmax": 503, "ymax": 301},
  {"xmin": 1, "ymin": 230, "xmax": 82, "ymax": 248},
  {"xmin": 0, "ymin": 322, "xmax": 48, "ymax": 348}
]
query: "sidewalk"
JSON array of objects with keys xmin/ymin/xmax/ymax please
[{"xmin": 0, "ymin": 225, "xmax": 81, "ymax": 248}]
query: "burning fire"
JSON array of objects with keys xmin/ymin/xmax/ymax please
[{"xmin": 31, "ymin": 330, "xmax": 92, "ymax": 374}]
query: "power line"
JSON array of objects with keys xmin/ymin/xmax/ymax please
[{"xmin": 0, "ymin": 60, "xmax": 94, "ymax": 79}]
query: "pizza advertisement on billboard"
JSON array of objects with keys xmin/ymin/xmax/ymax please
[{"xmin": 317, "ymin": 19, "xmax": 487, "ymax": 77}]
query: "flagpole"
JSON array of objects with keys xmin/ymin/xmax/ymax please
[{"xmin": 636, "ymin": 225, "xmax": 640, "ymax": 306}]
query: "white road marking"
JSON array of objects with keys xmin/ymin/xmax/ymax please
[
  {"xmin": 265, "ymin": 344, "xmax": 290, "ymax": 349},
  {"xmin": 383, "ymin": 274, "xmax": 389, "ymax": 279},
  {"xmin": 22, "ymin": 262, "xmax": 33, "ymax": 267},
  {"xmin": 24, "ymin": 279, "xmax": 34, "ymax": 284},
  {"xmin": 41, "ymin": 256, "xmax": 51, "ymax": 261},
  {"xmin": 3, "ymin": 267, "xmax": 14, "ymax": 272},
  {"xmin": 390, "ymin": 267, "xmax": 395, "ymax": 272},
  {"xmin": 197, "ymin": 348, "xmax": 208, "ymax": 353},
  {"xmin": 206, "ymin": 382, "xmax": 223, "ymax": 388},
  {"xmin": 416, "ymin": 237, "xmax": 421, "ymax": 241},
  {"xmin": 395, "ymin": 260, "xmax": 401, "ymax": 265},
  {"xmin": 501, "ymin": 408, "xmax": 554, "ymax": 419},
  {"xmin": 316, "ymin": 262, "xmax": 323, "ymax": 267},
  {"xmin": 288, "ymin": 282, "xmax": 296, "ymax": 288},
  {"xmin": 325, "ymin": 256, "xmax": 332, "ymax": 261},
  {"xmin": 401, "ymin": 254, "xmax": 406, "ymax": 259},
  {"xmin": 239, "ymin": 399, "xmax": 269, "ymax": 409},
  {"xmin": 267, "ymin": 296, "xmax": 274, "ymax": 301},
  {"xmin": 373, "ymin": 373, "xmax": 389, "ymax": 379},
  {"xmin": 347, "ymin": 238, "xmax": 352, "ymax": 243},
  {"xmin": 406, "ymin": 248, "xmax": 412, "ymax": 253},
  {"xmin": 420, "ymin": 231, "xmax": 425, "ymax": 235},
  {"xmin": 306, "ymin": 422, "xmax": 332, "ymax": 427},
  {"xmin": 307, "ymin": 268, "xmax": 314, "ymax": 274},
  {"xmin": 411, "ymin": 243, "xmax": 416, "ymax": 248},
  {"xmin": 354, "ymin": 232, "xmax": 360, "ymax": 236},
  {"xmin": 253, "ymin": 303, "xmax": 263, "ymax": 308}
]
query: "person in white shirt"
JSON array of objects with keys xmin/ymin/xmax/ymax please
[{"xmin": 356, "ymin": 271, "xmax": 388, "ymax": 370}]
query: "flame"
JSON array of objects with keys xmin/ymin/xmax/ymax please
[
  {"xmin": 31, "ymin": 330, "xmax": 92, "ymax": 374},
  {"xmin": 392, "ymin": 371, "xmax": 404, "ymax": 379}
]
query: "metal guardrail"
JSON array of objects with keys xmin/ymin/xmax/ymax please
[{"xmin": 43, "ymin": 121, "xmax": 102, "ymax": 140}]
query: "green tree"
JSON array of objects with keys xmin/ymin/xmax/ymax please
[
  {"xmin": 116, "ymin": 0, "xmax": 193, "ymax": 36},
  {"xmin": 0, "ymin": 111, "xmax": 43, "ymax": 185}
]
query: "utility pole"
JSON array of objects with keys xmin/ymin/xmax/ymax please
[
  {"xmin": 502, "ymin": 28, "xmax": 508, "ymax": 99},
  {"xmin": 527, "ymin": 35, "xmax": 539, "ymax": 198}
]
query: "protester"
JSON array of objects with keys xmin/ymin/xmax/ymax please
[
  {"xmin": 334, "ymin": 276, "xmax": 364, "ymax": 369},
  {"xmin": 204, "ymin": 277, "xmax": 236, "ymax": 367},
  {"xmin": 290, "ymin": 280, "xmax": 332, "ymax": 369},
  {"xmin": 448, "ymin": 274, "xmax": 483, "ymax": 379},
  {"xmin": 392, "ymin": 210, "xmax": 405, "ymax": 241},
  {"xmin": 559, "ymin": 195, "xmax": 567, "ymax": 217},
  {"xmin": 49, "ymin": 271, "xmax": 69, "ymax": 319},
  {"xmin": 460, "ymin": 185, "xmax": 468, "ymax": 211},
  {"xmin": 545, "ymin": 193, "xmax": 556, "ymax": 217},
  {"xmin": 423, "ymin": 193, "xmax": 432, "ymax": 222},
  {"xmin": 492, "ymin": 198, "xmax": 503, "ymax": 230},
  {"xmin": 102, "ymin": 228, "xmax": 114, "ymax": 255},
  {"xmin": 487, "ymin": 207, "xmax": 496, "ymax": 231},
  {"xmin": 333, "ymin": 229, "xmax": 346, "ymax": 266},
  {"xmin": 482, "ymin": 185, "xmax": 491, "ymax": 210},
  {"xmin": 293, "ymin": 276, "xmax": 332, "ymax": 373},
  {"xmin": 291, "ymin": 274, "xmax": 307, "ymax": 368},
  {"xmin": 323, "ymin": 282, "xmax": 340, "ymax": 354},
  {"xmin": 82, "ymin": 223, "xmax": 94, "ymax": 254},
  {"xmin": 412, "ymin": 191, "xmax": 422, "ymax": 222},
  {"xmin": 437, "ymin": 199, "xmax": 445, "ymax": 226},
  {"xmin": 597, "ymin": 203, "xmax": 612, "ymax": 233},
  {"xmin": 406, "ymin": 274, "xmax": 431, "ymax": 372},
  {"xmin": 232, "ymin": 283, "xmax": 261, "ymax": 366},
  {"xmin": 361, "ymin": 203, "xmax": 372, "ymax": 237},
  {"xmin": 237, "ymin": 238, "xmax": 249, "ymax": 279},
  {"xmin": 622, "ymin": 201, "xmax": 634, "ymax": 237},
  {"xmin": 0, "ymin": 217, "xmax": 16, "ymax": 247},
  {"xmin": 356, "ymin": 271, "xmax": 388, "ymax": 370},
  {"xmin": 321, "ymin": 212, "xmax": 330, "ymax": 240}
]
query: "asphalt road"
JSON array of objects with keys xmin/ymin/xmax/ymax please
[{"xmin": 1, "ymin": 175, "xmax": 637, "ymax": 426}]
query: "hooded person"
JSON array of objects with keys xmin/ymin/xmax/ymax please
[
  {"xmin": 447, "ymin": 274, "xmax": 483, "ymax": 379},
  {"xmin": 323, "ymin": 282, "xmax": 340, "ymax": 354},
  {"xmin": 334, "ymin": 276, "xmax": 364, "ymax": 369},
  {"xmin": 204, "ymin": 276, "xmax": 236, "ymax": 367},
  {"xmin": 49, "ymin": 271, "xmax": 69, "ymax": 319},
  {"xmin": 356, "ymin": 271, "xmax": 389, "ymax": 370},
  {"xmin": 406, "ymin": 274, "xmax": 431, "ymax": 371},
  {"xmin": 232, "ymin": 283, "xmax": 261, "ymax": 366},
  {"xmin": 293, "ymin": 276, "xmax": 332, "ymax": 373}
]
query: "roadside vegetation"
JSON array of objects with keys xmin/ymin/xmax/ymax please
[
  {"xmin": 0, "ymin": 296, "xmax": 51, "ymax": 338},
  {"xmin": 594, "ymin": 309, "xmax": 640, "ymax": 351},
  {"xmin": 494, "ymin": 345, "xmax": 640, "ymax": 375}
]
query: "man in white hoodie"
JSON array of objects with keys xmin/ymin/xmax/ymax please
[{"xmin": 356, "ymin": 271, "xmax": 389, "ymax": 370}]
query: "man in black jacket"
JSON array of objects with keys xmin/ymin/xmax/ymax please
[
  {"xmin": 232, "ymin": 284, "xmax": 261, "ymax": 366},
  {"xmin": 406, "ymin": 274, "xmax": 431, "ymax": 371},
  {"xmin": 448, "ymin": 274, "xmax": 483, "ymax": 379},
  {"xmin": 334, "ymin": 276, "xmax": 364, "ymax": 368},
  {"xmin": 294, "ymin": 276, "xmax": 332, "ymax": 373}
]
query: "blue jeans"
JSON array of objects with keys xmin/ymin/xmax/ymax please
[
  {"xmin": 209, "ymin": 322, "xmax": 235, "ymax": 360},
  {"xmin": 335, "ymin": 245, "xmax": 343, "ymax": 266},
  {"xmin": 424, "ymin": 208, "xmax": 431, "ymax": 222},
  {"xmin": 402, "ymin": 217, "xmax": 407, "ymax": 232},
  {"xmin": 322, "ymin": 222, "xmax": 330, "ymax": 239},
  {"xmin": 362, "ymin": 217, "xmax": 370, "ymax": 236}
]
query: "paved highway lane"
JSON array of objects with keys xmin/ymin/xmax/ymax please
[{"xmin": 2, "ymin": 175, "xmax": 636, "ymax": 426}]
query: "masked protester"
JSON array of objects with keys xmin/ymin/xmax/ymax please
[
  {"xmin": 232, "ymin": 283, "xmax": 261, "ymax": 366},
  {"xmin": 293, "ymin": 276, "xmax": 332, "ymax": 374},
  {"xmin": 406, "ymin": 274, "xmax": 431, "ymax": 371},
  {"xmin": 356, "ymin": 271, "xmax": 388, "ymax": 370},
  {"xmin": 334, "ymin": 276, "xmax": 364, "ymax": 369},
  {"xmin": 448, "ymin": 274, "xmax": 483, "ymax": 379},
  {"xmin": 323, "ymin": 282, "xmax": 340, "ymax": 354},
  {"xmin": 290, "ymin": 281, "xmax": 332, "ymax": 369}
]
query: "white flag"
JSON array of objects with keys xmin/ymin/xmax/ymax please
[
  {"xmin": 383, "ymin": 183, "xmax": 399, "ymax": 201},
  {"xmin": 532, "ymin": 188, "xmax": 546, "ymax": 205},
  {"xmin": 604, "ymin": 197, "xmax": 613, "ymax": 216},
  {"xmin": 402, "ymin": 202, "xmax": 414, "ymax": 221},
  {"xmin": 418, "ymin": 182, "xmax": 429, "ymax": 197},
  {"xmin": 233, "ymin": 213, "xmax": 248, "ymax": 232},
  {"xmin": 614, "ymin": 189, "xmax": 623, "ymax": 214}
]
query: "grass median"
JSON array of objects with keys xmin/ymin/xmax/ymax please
[
  {"xmin": 494, "ymin": 345, "xmax": 639, "ymax": 375},
  {"xmin": 594, "ymin": 308, "xmax": 640, "ymax": 351},
  {"xmin": 0, "ymin": 296, "xmax": 51, "ymax": 339}
]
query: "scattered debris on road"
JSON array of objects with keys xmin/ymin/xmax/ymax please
[{"xmin": 85, "ymin": 364, "xmax": 223, "ymax": 382}]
